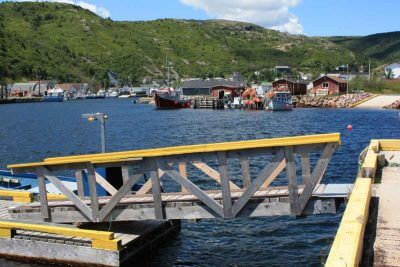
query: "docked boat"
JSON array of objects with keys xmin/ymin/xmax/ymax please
[
  {"xmin": 42, "ymin": 88, "xmax": 64, "ymax": 102},
  {"xmin": 85, "ymin": 90, "xmax": 106, "ymax": 99},
  {"xmin": 266, "ymin": 91, "xmax": 293, "ymax": 111},
  {"xmin": 154, "ymin": 89, "xmax": 191, "ymax": 109},
  {"xmin": 106, "ymin": 91, "xmax": 119, "ymax": 98}
]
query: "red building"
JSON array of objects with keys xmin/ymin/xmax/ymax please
[
  {"xmin": 311, "ymin": 75, "xmax": 347, "ymax": 95},
  {"xmin": 272, "ymin": 79, "xmax": 307, "ymax": 95}
]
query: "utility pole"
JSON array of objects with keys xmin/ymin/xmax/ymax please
[
  {"xmin": 82, "ymin": 113, "xmax": 108, "ymax": 153},
  {"xmin": 368, "ymin": 60, "xmax": 371, "ymax": 81},
  {"xmin": 346, "ymin": 64, "xmax": 349, "ymax": 94}
]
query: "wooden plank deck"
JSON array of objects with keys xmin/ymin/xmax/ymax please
[{"xmin": 373, "ymin": 166, "xmax": 400, "ymax": 267}]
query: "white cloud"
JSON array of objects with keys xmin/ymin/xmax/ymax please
[
  {"xmin": 15, "ymin": 0, "xmax": 110, "ymax": 18},
  {"xmin": 180, "ymin": 0, "xmax": 303, "ymax": 34}
]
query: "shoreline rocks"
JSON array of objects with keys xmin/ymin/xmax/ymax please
[
  {"xmin": 384, "ymin": 100, "xmax": 400, "ymax": 109},
  {"xmin": 293, "ymin": 93, "xmax": 373, "ymax": 108}
]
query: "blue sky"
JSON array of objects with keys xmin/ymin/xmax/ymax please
[{"xmin": 8, "ymin": 0, "xmax": 400, "ymax": 36}]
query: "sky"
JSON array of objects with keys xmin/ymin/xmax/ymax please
[{"xmin": 7, "ymin": 0, "xmax": 400, "ymax": 36}]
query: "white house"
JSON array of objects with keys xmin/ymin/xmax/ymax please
[{"xmin": 385, "ymin": 63, "xmax": 400, "ymax": 79}]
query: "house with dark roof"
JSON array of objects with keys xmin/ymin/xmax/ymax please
[
  {"xmin": 180, "ymin": 78, "xmax": 246, "ymax": 98},
  {"xmin": 311, "ymin": 75, "xmax": 348, "ymax": 95},
  {"xmin": 272, "ymin": 78, "xmax": 307, "ymax": 95}
]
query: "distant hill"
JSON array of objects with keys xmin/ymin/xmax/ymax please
[
  {"xmin": 0, "ymin": 1, "xmax": 395, "ymax": 85},
  {"xmin": 328, "ymin": 31, "xmax": 400, "ymax": 63}
]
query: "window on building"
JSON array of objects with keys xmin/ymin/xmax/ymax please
[{"xmin": 322, "ymin": 82, "xmax": 329, "ymax": 88}]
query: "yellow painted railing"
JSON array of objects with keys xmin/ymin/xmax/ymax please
[
  {"xmin": 326, "ymin": 139, "xmax": 400, "ymax": 266},
  {"xmin": 0, "ymin": 221, "xmax": 121, "ymax": 251},
  {"xmin": 0, "ymin": 190, "xmax": 33, "ymax": 203},
  {"xmin": 8, "ymin": 133, "xmax": 341, "ymax": 169}
]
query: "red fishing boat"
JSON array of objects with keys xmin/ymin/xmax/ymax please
[{"xmin": 154, "ymin": 89, "xmax": 191, "ymax": 109}]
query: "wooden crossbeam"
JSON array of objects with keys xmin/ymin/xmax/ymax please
[
  {"xmin": 192, "ymin": 161, "xmax": 240, "ymax": 190},
  {"xmin": 99, "ymin": 173, "xmax": 143, "ymax": 222},
  {"xmin": 232, "ymin": 150, "xmax": 285, "ymax": 217},
  {"xmin": 297, "ymin": 143, "xmax": 337, "ymax": 215},
  {"xmin": 42, "ymin": 167, "xmax": 93, "ymax": 221},
  {"xmin": 261, "ymin": 157, "xmax": 286, "ymax": 188},
  {"xmin": 158, "ymin": 160, "xmax": 224, "ymax": 218},
  {"xmin": 94, "ymin": 171, "xmax": 118, "ymax": 196}
]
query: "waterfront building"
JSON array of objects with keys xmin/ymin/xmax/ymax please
[
  {"xmin": 272, "ymin": 79, "xmax": 307, "ymax": 95},
  {"xmin": 10, "ymin": 81, "xmax": 50, "ymax": 97},
  {"xmin": 180, "ymin": 78, "xmax": 246, "ymax": 98},
  {"xmin": 310, "ymin": 75, "xmax": 347, "ymax": 95}
]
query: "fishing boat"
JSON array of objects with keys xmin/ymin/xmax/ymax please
[
  {"xmin": 42, "ymin": 88, "xmax": 64, "ymax": 102},
  {"xmin": 266, "ymin": 91, "xmax": 293, "ymax": 111},
  {"xmin": 154, "ymin": 89, "xmax": 191, "ymax": 109}
]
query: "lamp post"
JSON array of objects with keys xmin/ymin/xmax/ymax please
[{"xmin": 82, "ymin": 113, "xmax": 108, "ymax": 153}]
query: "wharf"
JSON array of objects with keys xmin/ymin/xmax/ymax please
[
  {"xmin": 0, "ymin": 133, "xmax": 369, "ymax": 266},
  {"xmin": 326, "ymin": 140, "xmax": 400, "ymax": 267},
  {"xmin": 0, "ymin": 97, "xmax": 42, "ymax": 104},
  {"xmin": 0, "ymin": 198, "xmax": 179, "ymax": 266}
]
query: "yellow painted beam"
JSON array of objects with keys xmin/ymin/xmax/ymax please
[
  {"xmin": 0, "ymin": 228, "xmax": 13, "ymax": 238},
  {"xmin": 92, "ymin": 238, "xmax": 122, "ymax": 251},
  {"xmin": 8, "ymin": 133, "xmax": 341, "ymax": 169},
  {"xmin": 0, "ymin": 190, "xmax": 33, "ymax": 203},
  {"xmin": 378, "ymin": 139, "xmax": 400, "ymax": 151},
  {"xmin": 0, "ymin": 221, "xmax": 114, "ymax": 241},
  {"xmin": 46, "ymin": 194, "xmax": 68, "ymax": 201},
  {"xmin": 325, "ymin": 178, "xmax": 372, "ymax": 267}
]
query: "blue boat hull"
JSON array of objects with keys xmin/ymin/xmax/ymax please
[{"xmin": 42, "ymin": 96, "xmax": 64, "ymax": 102}]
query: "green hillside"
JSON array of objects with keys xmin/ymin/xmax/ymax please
[
  {"xmin": 0, "ymin": 1, "xmax": 360, "ymax": 85},
  {"xmin": 329, "ymin": 32, "xmax": 400, "ymax": 63}
]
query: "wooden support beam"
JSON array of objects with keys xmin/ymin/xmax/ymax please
[
  {"xmin": 158, "ymin": 160, "xmax": 224, "ymax": 218},
  {"xmin": 94, "ymin": 172, "xmax": 118, "ymax": 196},
  {"xmin": 192, "ymin": 161, "xmax": 240, "ymax": 190},
  {"xmin": 232, "ymin": 150, "xmax": 285, "ymax": 217},
  {"xmin": 75, "ymin": 170, "xmax": 84, "ymax": 198},
  {"xmin": 121, "ymin": 166, "xmax": 130, "ymax": 183},
  {"xmin": 86, "ymin": 165, "xmax": 100, "ymax": 222},
  {"xmin": 178, "ymin": 162, "xmax": 188, "ymax": 193},
  {"xmin": 135, "ymin": 164, "xmax": 173, "ymax": 195},
  {"xmin": 36, "ymin": 167, "xmax": 50, "ymax": 221},
  {"xmin": 217, "ymin": 152, "xmax": 233, "ymax": 218},
  {"xmin": 297, "ymin": 143, "xmax": 337, "ymax": 215},
  {"xmin": 240, "ymin": 157, "xmax": 251, "ymax": 188},
  {"xmin": 42, "ymin": 167, "xmax": 93, "ymax": 221},
  {"xmin": 99, "ymin": 173, "xmax": 143, "ymax": 221},
  {"xmin": 301, "ymin": 152, "xmax": 311, "ymax": 185},
  {"xmin": 284, "ymin": 146, "xmax": 300, "ymax": 215},
  {"xmin": 148, "ymin": 160, "xmax": 164, "ymax": 220},
  {"xmin": 261, "ymin": 157, "xmax": 286, "ymax": 188}
]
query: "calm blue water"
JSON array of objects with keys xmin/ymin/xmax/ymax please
[{"xmin": 0, "ymin": 99, "xmax": 399, "ymax": 266}]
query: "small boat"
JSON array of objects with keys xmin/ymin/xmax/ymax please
[
  {"xmin": 106, "ymin": 91, "xmax": 119, "ymax": 98},
  {"xmin": 42, "ymin": 88, "xmax": 64, "ymax": 102},
  {"xmin": 155, "ymin": 89, "xmax": 191, "ymax": 109},
  {"xmin": 85, "ymin": 91, "xmax": 106, "ymax": 99},
  {"xmin": 266, "ymin": 91, "xmax": 292, "ymax": 111}
]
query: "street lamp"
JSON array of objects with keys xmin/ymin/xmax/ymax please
[{"xmin": 82, "ymin": 113, "xmax": 108, "ymax": 153}]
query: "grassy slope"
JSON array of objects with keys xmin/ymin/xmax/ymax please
[
  {"xmin": 329, "ymin": 31, "xmax": 400, "ymax": 63},
  {"xmin": 0, "ymin": 2, "xmax": 355, "ymax": 84}
]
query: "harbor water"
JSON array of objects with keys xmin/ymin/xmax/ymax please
[{"xmin": 0, "ymin": 99, "xmax": 399, "ymax": 266}]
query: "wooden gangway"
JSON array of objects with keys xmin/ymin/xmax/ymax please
[{"xmin": 8, "ymin": 133, "xmax": 342, "ymax": 223}]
